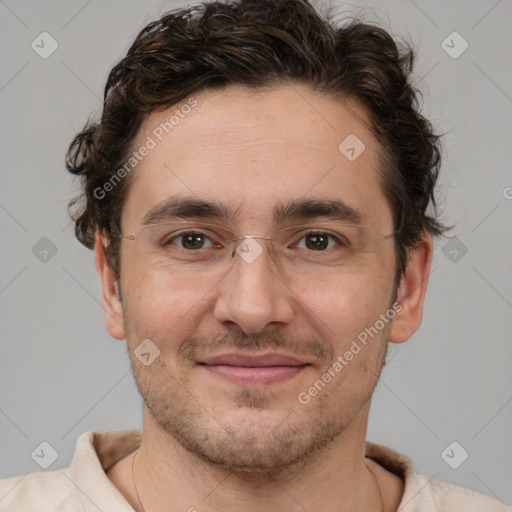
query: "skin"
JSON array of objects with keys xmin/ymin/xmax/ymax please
[{"xmin": 96, "ymin": 84, "xmax": 432, "ymax": 511}]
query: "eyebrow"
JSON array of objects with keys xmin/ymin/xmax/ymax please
[{"xmin": 141, "ymin": 195, "xmax": 362, "ymax": 227}]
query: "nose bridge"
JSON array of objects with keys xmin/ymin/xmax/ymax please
[
  {"xmin": 213, "ymin": 235, "xmax": 294, "ymax": 333},
  {"xmin": 224, "ymin": 233, "xmax": 276, "ymax": 251}
]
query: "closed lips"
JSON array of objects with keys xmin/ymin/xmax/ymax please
[
  {"xmin": 201, "ymin": 353, "xmax": 309, "ymax": 367},
  {"xmin": 200, "ymin": 353, "xmax": 310, "ymax": 385}
]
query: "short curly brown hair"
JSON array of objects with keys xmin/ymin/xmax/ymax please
[{"xmin": 66, "ymin": 0, "xmax": 449, "ymax": 289}]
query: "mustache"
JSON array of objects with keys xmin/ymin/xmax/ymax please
[{"xmin": 178, "ymin": 331, "xmax": 333, "ymax": 362}]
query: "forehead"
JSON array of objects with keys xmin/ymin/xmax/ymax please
[{"xmin": 121, "ymin": 84, "xmax": 391, "ymax": 232}]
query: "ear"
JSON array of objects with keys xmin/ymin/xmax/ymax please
[
  {"xmin": 94, "ymin": 231, "xmax": 126, "ymax": 340},
  {"xmin": 388, "ymin": 232, "xmax": 433, "ymax": 344}
]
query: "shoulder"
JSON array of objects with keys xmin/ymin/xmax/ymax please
[
  {"xmin": 364, "ymin": 441, "xmax": 510, "ymax": 511},
  {"xmin": 0, "ymin": 469, "xmax": 81, "ymax": 511},
  {"xmin": 417, "ymin": 474, "xmax": 512, "ymax": 512}
]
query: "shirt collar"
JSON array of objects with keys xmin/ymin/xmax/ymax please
[
  {"xmin": 69, "ymin": 430, "xmax": 141, "ymax": 512},
  {"xmin": 69, "ymin": 430, "xmax": 427, "ymax": 511}
]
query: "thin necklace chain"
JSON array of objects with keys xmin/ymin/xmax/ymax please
[
  {"xmin": 131, "ymin": 448, "xmax": 384, "ymax": 512},
  {"xmin": 366, "ymin": 459, "xmax": 385, "ymax": 512},
  {"xmin": 132, "ymin": 448, "xmax": 145, "ymax": 512}
]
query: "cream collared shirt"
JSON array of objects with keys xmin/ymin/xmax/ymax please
[{"xmin": 0, "ymin": 430, "xmax": 509, "ymax": 511}]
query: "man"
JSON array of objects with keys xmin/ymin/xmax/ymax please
[{"xmin": 0, "ymin": 0, "xmax": 508, "ymax": 510}]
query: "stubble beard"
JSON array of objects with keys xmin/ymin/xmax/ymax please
[{"xmin": 130, "ymin": 333, "xmax": 388, "ymax": 477}]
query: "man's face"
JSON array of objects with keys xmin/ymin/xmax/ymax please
[{"xmin": 109, "ymin": 84, "xmax": 401, "ymax": 472}]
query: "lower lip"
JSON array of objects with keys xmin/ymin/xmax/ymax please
[{"xmin": 202, "ymin": 364, "xmax": 308, "ymax": 385}]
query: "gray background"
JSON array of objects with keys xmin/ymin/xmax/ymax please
[{"xmin": 1, "ymin": 0, "xmax": 511, "ymax": 506}]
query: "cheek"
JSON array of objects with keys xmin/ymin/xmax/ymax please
[
  {"xmin": 121, "ymin": 264, "xmax": 209, "ymax": 347},
  {"xmin": 297, "ymin": 268, "xmax": 392, "ymax": 354}
]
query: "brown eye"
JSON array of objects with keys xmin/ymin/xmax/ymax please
[
  {"xmin": 164, "ymin": 231, "xmax": 214, "ymax": 250},
  {"xmin": 296, "ymin": 231, "xmax": 345, "ymax": 251},
  {"xmin": 181, "ymin": 233, "xmax": 207, "ymax": 250},
  {"xmin": 304, "ymin": 233, "xmax": 330, "ymax": 250}
]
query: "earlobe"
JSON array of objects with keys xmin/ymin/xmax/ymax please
[
  {"xmin": 388, "ymin": 233, "xmax": 433, "ymax": 344},
  {"xmin": 94, "ymin": 231, "xmax": 127, "ymax": 340}
]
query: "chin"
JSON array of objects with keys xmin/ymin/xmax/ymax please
[{"xmin": 146, "ymin": 387, "xmax": 346, "ymax": 475}]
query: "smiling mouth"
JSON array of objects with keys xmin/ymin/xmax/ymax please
[{"xmin": 199, "ymin": 352, "xmax": 311, "ymax": 385}]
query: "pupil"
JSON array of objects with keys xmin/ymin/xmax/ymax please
[
  {"xmin": 306, "ymin": 234, "xmax": 328, "ymax": 250},
  {"xmin": 183, "ymin": 234, "xmax": 204, "ymax": 249}
]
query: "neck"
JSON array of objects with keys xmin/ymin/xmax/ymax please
[{"xmin": 131, "ymin": 404, "xmax": 385, "ymax": 512}]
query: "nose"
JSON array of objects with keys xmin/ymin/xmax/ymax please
[{"xmin": 212, "ymin": 237, "xmax": 294, "ymax": 334}]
